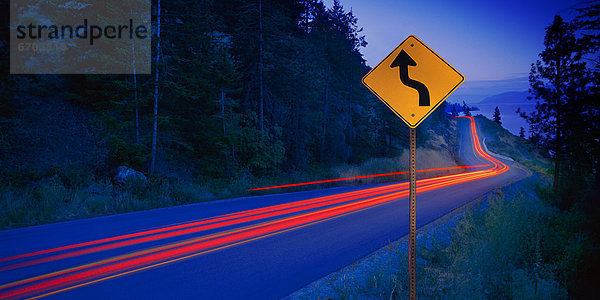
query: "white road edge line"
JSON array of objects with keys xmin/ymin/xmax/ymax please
[{"xmin": 482, "ymin": 137, "xmax": 514, "ymax": 162}]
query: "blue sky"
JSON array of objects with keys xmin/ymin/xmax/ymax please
[{"xmin": 324, "ymin": 0, "xmax": 582, "ymax": 82}]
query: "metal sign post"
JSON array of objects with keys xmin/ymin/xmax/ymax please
[
  {"xmin": 361, "ymin": 35, "xmax": 464, "ymax": 300},
  {"xmin": 409, "ymin": 127, "xmax": 416, "ymax": 300}
]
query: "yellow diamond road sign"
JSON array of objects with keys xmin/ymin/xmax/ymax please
[{"xmin": 362, "ymin": 35, "xmax": 464, "ymax": 128}]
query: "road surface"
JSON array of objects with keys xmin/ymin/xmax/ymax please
[{"xmin": 0, "ymin": 116, "xmax": 529, "ymax": 299}]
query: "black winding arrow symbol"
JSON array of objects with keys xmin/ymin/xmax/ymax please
[{"xmin": 390, "ymin": 50, "xmax": 430, "ymax": 107}]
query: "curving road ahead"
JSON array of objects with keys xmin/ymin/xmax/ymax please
[{"xmin": 0, "ymin": 116, "xmax": 529, "ymax": 299}]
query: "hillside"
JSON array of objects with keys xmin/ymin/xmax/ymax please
[
  {"xmin": 446, "ymin": 77, "xmax": 529, "ymax": 103},
  {"xmin": 474, "ymin": 115, "xmax": 550, "ymax": 174}
]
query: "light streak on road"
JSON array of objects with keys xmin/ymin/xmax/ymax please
[
  {"xmin": 0, "ymin": 116, "xmax": 508, "ymax": 299},
  {"xmin": 249, "ymin": 164, "xmax": 492, "ymax": 191}
]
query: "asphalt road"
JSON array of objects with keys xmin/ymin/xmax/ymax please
[{"xmin": 0, "ymin": 116, "xmax": 529, "ymax": 299}]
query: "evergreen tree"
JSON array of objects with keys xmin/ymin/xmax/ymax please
[
  {"xmin": 572, "ymin": 3, "xmax": 600, "ymax": 189},
  {"xmin": 519, "ymin": 127, "xmax": 525, "ymax": 139},
  {"xmin": 462, "ymin": 101, "xmax": 471, "ymax": 116},
  {"xmin": 525, "ymin": 15, "xmax": 588, "ymax": 194},
  {"xmin": 493, "ymin": 106, "xmax": 502, "ymax": 125},
  {"xmin": 451, "ymin": 103, "xmax": 460, "ymax": 117},
  {"xmin": 47, "ymin": 0, "xmax": 436, "ymax": 179}
]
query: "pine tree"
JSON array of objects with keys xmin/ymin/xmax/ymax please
[
  {"xmin": 53, "ymin": 0, "xmax": 413, "ymax": 177},
  {"xmin": 451, "ymin": 103, "xmax": 459, "ymax": 117},
  {"xmin": 493, "ymin": 106, "xmax": 502, "ymax": 125},
  {"xmin": 525, "ymin": 15, "xmax": 588, "ymax": 193},
  {"xmin": 572, "ymin": 3, "xmax": 600, "ymax": 189},
  {"xmin": 519, "ymin": 127, "xmax": 525, "ymax": 139},
  {"xmin": 462, "ymin": 101, "xmax": 471, "ymax": 116}
]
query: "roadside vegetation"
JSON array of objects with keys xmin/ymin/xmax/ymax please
[
  {"xmin": 0, "ymin": 0, "xmax": 463, "ymax": 229},
  {"xmin": 0, "ymin": 96, "xmax": 460, "ymax": 229},
  {"xmin": 292, "ymin": 117, "xmax": 599, "ymax": 299},
  {"xmin": 294, "ymin": 177, "xmax": 580, "ymax": 299},
  {"xmin": 475, "ymin": 116, "xmax": 551, "ymax": 175},
  {"xmin": 0, "ymin": 118, "xmax": 461, "ymax": 230}
]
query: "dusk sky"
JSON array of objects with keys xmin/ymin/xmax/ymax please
[{"xmin": 325, "ymin": 0, "xmax": 582, "ymax": 83}]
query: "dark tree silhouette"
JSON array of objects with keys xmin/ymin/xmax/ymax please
[
  {"xmin": 519, "ymin": 127, "xmax": 525, "ymax": 139},
  {"xmin": 462, "ymin": 101, "xmax": 471, "ymax": 116},
  {"xmin": 573, "ymin": 3, "xmax": 600, "ymax": 189},
  {"xmin": 451, "ymin": 103, "xmax": 459, "ymax": 117},
  {"xmin": 524, "ymin": 15, "xmax": 588, "ymax": 193},
  {"xmin": 493, "ymin": 106, "xmax": 502, "ymax": 125}
]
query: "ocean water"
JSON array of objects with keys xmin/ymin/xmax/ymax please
[{"xmin": 471, "ymin": 102, "xmax": 537, "ymax": 137}]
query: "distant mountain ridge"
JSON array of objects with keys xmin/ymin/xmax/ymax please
[
  {"xmin": 447, "ymin": 77, "xmax": 529, "ymax": 103},
  {"xmin": 480, "ymin": 91, "xmax": 530, "ymax": 104}
]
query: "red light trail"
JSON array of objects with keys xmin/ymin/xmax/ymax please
[
  {"xmin": 0, "ymin": 116, "xmax": 508, "ymax": 299},
  {"xmin": 249, "ymin": 164, "xmax": 492, "ymax": 191}
]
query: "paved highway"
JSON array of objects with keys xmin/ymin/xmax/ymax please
[{"xmin": 0, "ymin": 116, "xmax": 529, "ymax": 299}]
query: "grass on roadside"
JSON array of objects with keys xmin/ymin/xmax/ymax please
[
  {"xmin": 293, "ymin": 177, "xmax": 582, "ymax": 299},
  {"xmin": 291, "ymin": 119, "xmax": 593, "ymax": 299},
  {"xmin": 1, "ymin": 143, "xmax": 462, "ymax": 230},
  {"xmin": 0, "ymin": 175, "xmax": 218, "ymax": 229}
]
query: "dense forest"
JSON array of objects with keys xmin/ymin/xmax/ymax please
[
  {"xmin": 0, "ymin": 0, "xmax": 454, "ymax": 229},
  {"xmin": 1, "ymin": 0, "xmax": 453, "ymax": 181}
]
